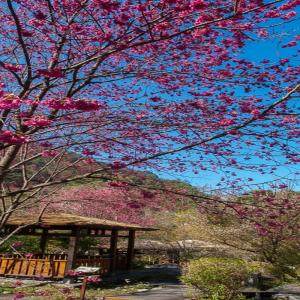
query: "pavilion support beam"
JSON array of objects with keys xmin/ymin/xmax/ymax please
[
  {"xmin": 109, "ymin": 229, "xmax": 118, "ymax": 273},
  {"xmin": 126, "ymin": 230, "xmax": 135, "ymax": 270},
  {"xmin": 65, "ymin": 230, "xmax": 79, "ymax": 273},
  {"xmin": 39, "ymin": 229, "xmax": 48, "ymax": 256}
]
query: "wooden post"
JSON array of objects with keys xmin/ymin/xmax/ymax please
[
  {"xmin": 65, "ymin": 229, "xmax": 78, "ymax": 273},
  {"xmin": 126, "ymin": 230, "xmax": 135, "ymax": 270},
  {"xmin": 79, "ymin": 276, "xmax": 88, "ymax": 300},
  {"xmin": 109, "ymin": 229, "xmax": 118, "ymax": 272},
  {"xmin": 39, "ymin": 229, "xmax": 48, "ymax": 256}
]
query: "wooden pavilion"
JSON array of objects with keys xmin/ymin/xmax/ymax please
[{"xmin": 0, "ymin": 213, "xmax": 156, "ymax": 279}]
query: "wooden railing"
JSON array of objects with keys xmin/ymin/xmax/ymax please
[
  {"xmin": 0, "ymin": 256, "xmax": 67, "ymax": 278},
  {"xmin": 0, "ymin": 254, "xmax": 128, "ymax": 278},
  {"xmin": 76, "ymin": 255, "xmax": 127, "ymax": 274},
  {"xmin": 76, "ymin": 257, "xmax": 111, "ymax": 274}
]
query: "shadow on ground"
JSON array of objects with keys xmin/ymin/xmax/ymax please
[{"xmin": 105, "ymin": 265, "xmax": 191, "ymax": 300}]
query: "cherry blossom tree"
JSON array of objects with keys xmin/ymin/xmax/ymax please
[
  {"xmin": 0, "ymin": 0, "xmax": 300, "ymax": 237},
  {"xmin": 199, "ymin": 189, "xmax": 300, "ymax": 279},
  {"xmin": 203, "ymin": 189, "xmax": 299, "ymax": 240}
]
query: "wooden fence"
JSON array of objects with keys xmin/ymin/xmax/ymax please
[
  {"xmin": 0, "ymin": 254, "xmax": 127, "ymax": 278},
  {"xmin": 0, "ymin": 256, "xmax": 67, "ymax": 278}
]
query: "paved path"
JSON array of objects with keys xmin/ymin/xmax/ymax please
[
  {"xmin": 116, "ymin": 284, "xmax": 190, "ymax": 300},
  {"xmin": 112, "ymin": 265, "xmax": 191, "ymax": 299},
  {"xmin": 267, "ymin": 284, "xmax": 300, "ymax": 300}
]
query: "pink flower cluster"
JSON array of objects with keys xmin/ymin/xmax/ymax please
[
  {"xmin": 12, "ymin": 280, "xmax": 23, "ymax": 288},
  {"xmin": 12, "ymin": 241, "xmax": 23, "ymax": 248},
  {"xmin": 37, "ymin": 68, "xmax": 65, "ymax": 78},
  {"xmin": 0, "ymin": 95, "xmax": 21, "ymax": 109},
  {"xmin": 24, "ymin": 116, "xmax": 52, "ymax": 127},
  {"xmin": 65, "ymin": 270, "xmax": 83, "ymax": 277},
  {"xmin": 229, "ymin": 190, "xmax": 299, "ymax": 239},
  {"xmin": 74, "ymin": 100, "xmax": 102, "ymax": 111},
  {"xmin": 108, "ymin": 181, "xmax": 128, "ymax": 188},
  {"xmin": 94, "ymin": 0, "xmax": 120, "ymax": 12},
  {"xmin": 13, "ymin": 292, "xmax": 25, "ymax": 300},
  {"xmin": 0, "ymin": 131, "xmax": 28, "ymax": 145},
  {"xmin": 280, "ymin": 0, "xmax": 300, "ymax": 11},
  {"xmin": 41, "ymin": 150, "xmax": 59, "ymax": 158},
  {"xmin": 24, "ymin": 253, "xmax": 33, "ymax": 258},
  {"xmin": 35, "ymin": 291, "xmax": 49, "ymax": 296},
  {"xmin": 219, "ymin": 118, "xmax": 236, "ymax": 126},
  {"xmin": 109, "ymin": 161, "xmax": 127, "ymax": 170},
  {"xmin": 190, "ymin": 0, "xmax": 207, "ymax": 10},
  {"xmin": 45, "ymin": 98, "xmax": 103, "ymax": 111},
  {"xmin": 282, "ymin": 11, "xmax": 297, "ymax": 20},
  {"xmin": 4, "ymin": 63, "xmax": 22, "ymax": 72},
  {"xmin": 87, "ymin": 275, "xmax": 102, "ymax": 283}
]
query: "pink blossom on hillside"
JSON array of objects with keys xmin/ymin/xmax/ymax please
[{"xmin": 44, "ymin": 183, "xmax": 184, "ymax": 225}]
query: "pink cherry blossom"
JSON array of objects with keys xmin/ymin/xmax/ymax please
[
  {"xmin": 0, "ymin": 131, "xmax": 28, "ymax": 145},
  {"xmin": 0, "ymin": 0, "xmax": 299, "ymax": 238},
  {"xmin": 24, "ymin": 116, "xmax": 52, "ymax": 127},
  {"xmin": 37, "ymin": 68, "xmax": 65, "ymax": 78}
]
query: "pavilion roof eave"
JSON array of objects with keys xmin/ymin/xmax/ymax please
[{"xmin": 4, "ymin": 213, "xmax": 158, "ymax": 232}]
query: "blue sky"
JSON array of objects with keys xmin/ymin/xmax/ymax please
[{"xmin": 150, "ymin": 17, "xmax": 300, "ymax": 192}]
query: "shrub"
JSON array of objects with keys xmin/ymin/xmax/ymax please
[{"xmin": 181, "ymin": 258, "xmax": 256, "ymax": 300}]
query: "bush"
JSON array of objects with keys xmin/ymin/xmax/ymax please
[{"xmin": 181, "ymin": 258, "xmax": 257, "ymax": 300}]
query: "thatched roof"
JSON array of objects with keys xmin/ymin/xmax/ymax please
[{"xmin": 6, "ymin": 213, "xmax": 156, "ymax": 231}]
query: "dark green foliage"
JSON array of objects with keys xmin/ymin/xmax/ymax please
[
  {"xmin": 0, "ymin": 235, "xmax": 101, "ymax": 255},
  {"xmin": 264, "ymin": 240, "xmax": 300, "ymax": 282},
  {"xmin": 0, "ymin": 236, "xmax": 40, "ymax": 253}
]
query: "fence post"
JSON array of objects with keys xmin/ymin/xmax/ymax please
[{"xmin": 79, "ymin": 276, "xmax": 88, "ymax": 300}]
